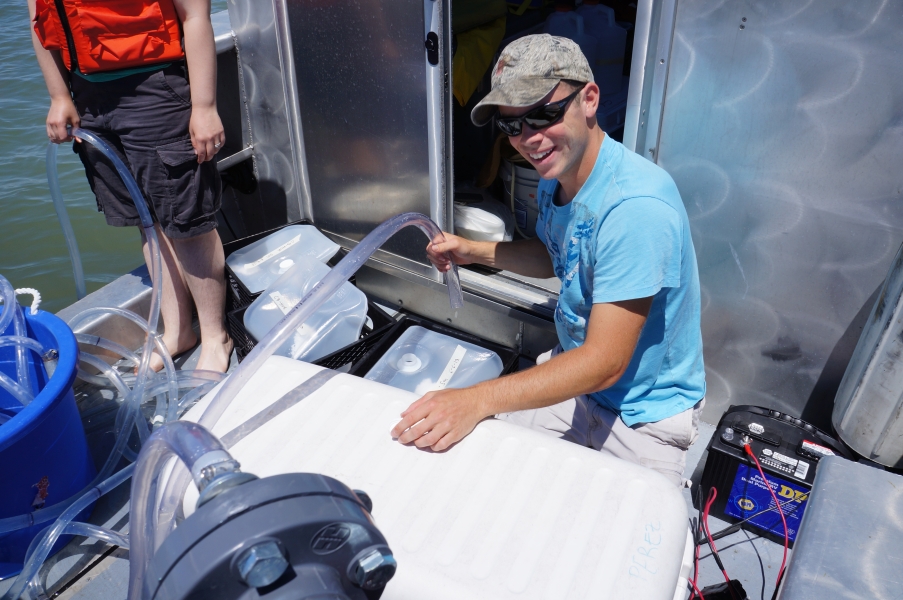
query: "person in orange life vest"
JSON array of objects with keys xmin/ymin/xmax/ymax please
[{"xmin": 28, "ymin": 0, "xmax": 233, "ymax": 373}]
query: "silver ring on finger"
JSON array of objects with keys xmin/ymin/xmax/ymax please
[{"xmin": 214, "ymin": 142, "xmax": 221, "ymax": 148}]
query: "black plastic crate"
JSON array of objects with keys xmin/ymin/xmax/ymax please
[
  {"xmin": 341, "ymin": 312, "xmax": 520, "ymax": 379},
  {"xmin": 226, "ymin": 299, "xmax": 396, "ymax": 364},
  {"xmin": 222, "ymin": 219, "xmax": 312, "ymax": 312}
]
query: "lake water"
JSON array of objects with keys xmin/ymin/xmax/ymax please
[{"xmin": 0, "ymin": 0, "xmax": 226, "ymax": 314}]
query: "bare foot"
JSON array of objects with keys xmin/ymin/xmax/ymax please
[
  {"xmin": 195, "ymin": 333, "xmax": 234, "ymax": 373},
  {"xmin": 148, "ymin": 330, "xmax": 198, "ymax": 373}
]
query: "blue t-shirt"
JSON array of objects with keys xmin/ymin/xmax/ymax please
[{"xmin": 535, "ymin": 135, "xmax": 705, "ymax": 426}]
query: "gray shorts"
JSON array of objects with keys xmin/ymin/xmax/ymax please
[
  {"xmin": 71, "ymin": 64, "xmax": 221, "ymax": 239},
  {"xmin": 498, "ymin": 348, "xmax": 704, "ymax": 487}
]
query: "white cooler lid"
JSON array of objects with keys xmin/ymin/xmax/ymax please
[{"xmin": 183, "ymin": 358, "xmax": 693, "ymax": 600}]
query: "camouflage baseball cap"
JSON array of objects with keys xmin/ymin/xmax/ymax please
[{"xmin": 471, "ymin": 34, "xmax": 593, "ymax": 127}]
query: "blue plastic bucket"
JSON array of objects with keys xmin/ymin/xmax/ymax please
[{"xmin": 0, "ymin": 309, "xmax": 95, "ymax": 579}]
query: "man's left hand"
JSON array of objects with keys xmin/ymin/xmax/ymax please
[
  {"xmin": 189, "ymin": 105, "xmax": 225, "ymax": 163},
  {"xmin": 391, "ymin": 387, "xmax": 490, "ymax": 452}
]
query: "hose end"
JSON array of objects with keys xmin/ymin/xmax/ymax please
[{"xmin": 196, "ymin": 471, "xmax": 259, "ymax": 509}]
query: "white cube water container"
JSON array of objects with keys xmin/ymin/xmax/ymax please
[
  {"xmin": 181, "ymin": 358, "xmax": 694, "ymax": 600},
  {"xmin": 365, "ymin": 326, "xmax": 504, "ymax": 394},
  {"xmin": 225, "ymin": 225, "xmax": 340, "ymax": 294},
  {"xmin": 243, "ymin": 258, "xmax": 367, "ymax": 362}
]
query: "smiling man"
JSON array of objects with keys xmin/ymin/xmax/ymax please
[{"xmin": 391, "ymin": 34, "xmax": 705, "ymax": 486}]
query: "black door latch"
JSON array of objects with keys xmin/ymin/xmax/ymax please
[{"xmin": 425, "ymin": 32, "xmax": 439, "ymax": 65}]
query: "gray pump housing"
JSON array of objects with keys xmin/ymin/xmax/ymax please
[{"xmin": 144, "ymin": 472, "xmax": 395, "ymax": 599}]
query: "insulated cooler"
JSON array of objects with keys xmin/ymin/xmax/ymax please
[{"xmin": 180, "ymin": 357, "xmax": 696, "ymax": 599}]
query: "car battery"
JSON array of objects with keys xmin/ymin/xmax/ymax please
[{"xmin": 696, "ymin": 405, "xmax": 850, "ymax": 547}]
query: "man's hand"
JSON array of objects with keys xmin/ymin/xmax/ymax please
[
  {"xmin": 46, "ymin": 97, "xmax": 79, "ymax": 143},
  {"xmin": 189, "ymin": 105, "xmax": 225, "ymax": 163},
  {"xmin": 426, "ymin": 233, "xmax": 490, "ymax": 273},
  {"xmin": 391, "ymin": 386, "xmax": 491, "ymax": 452},
  {"xmin": 427, "ymin": 234, "xmax": 555, "ymax": 279}
]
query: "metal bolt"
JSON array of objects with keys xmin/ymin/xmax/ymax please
[
  {"xmin": 237, "ymin": 541, "xmax": 289, "ymax": 588},
  {"xmin": 446, "ymin": 318, "xmax": 452, "ymax": 323},
  {"xmin": 354, "ymin": 489, "xmax": 373, "ymax": 513},
  {"xmin": 659, "ymin": 58, "xmax": 665, "ymax": 64},
  {"xmin": 351, "ymin": 548, "xmax": 397, "ymax": 590}
]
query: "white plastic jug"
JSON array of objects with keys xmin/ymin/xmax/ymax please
[
  {"xmin": 364, "ymin": 326, "xmax": 504, "ymax": 395},
  {"xmin": 575, "ymin": 2, "xmax": 626, "ymax": 95},
  {"xmin": 243, "ymin": 257, "xmax": 367, "ymax": 362},
  {"xmin": 226, "ymin": 225, "xmax": 341, "ymax": 294},
  {"xmin": 454, "ymin": 197, "xmax": 513, "ymax": 242},
  {"xmin": 542, "ymin": 11, "xmax": 599, "ymax": 75}
]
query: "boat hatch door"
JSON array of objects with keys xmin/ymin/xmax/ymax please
[{"xmin": 281, "ymin": 0, "xmax": 452, "ymax": 282}]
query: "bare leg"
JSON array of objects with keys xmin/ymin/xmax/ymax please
[
  {"xmin": 168, "ymin": 228, "xmax": 232, "ymax": 372},
  {"xmin": 141, "ymin": 225, "xmax": 198, "ymax": 371}
]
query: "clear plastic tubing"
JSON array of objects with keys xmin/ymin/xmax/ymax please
[
  {"xmin": 46, "ymin": 143, "xmax": 87, "ymax": 300},
  {"xmin": 0, "ymin": 274, "xmax": 15, "ymax": 336},
  {"xmin": 177, "ymin": 380, "xmax": 220, "ymax": 413},
  {"xmin": 19, "ymin": 522, "xmax": 129, "ymax": 600},
  {"xmin": 0, "ymin": 371, "xmax": 32, "ymax": 405},
  {"xmin": 128, "ymin": 421, "xmax": 239, "ymax": 600},
  {"xmin": 0, "ymin": 336, "xmax": 44, "ymax": 406},
  {"xmin": 69, "ymin": 307, "xmax": 179, "ymax": 409},
  {"xmin": 75, "ymin": 333, "xmax": 140, "ymax": 366},
  {"xmin": 0, "ymin": 336, "xmax": 45, "ymax": 354},
  {"xmin": 79, "ymin": 353, "xmax": 132, "ymax": 397},
  {"xmin": 12, "ymin": 301, "xmax": 35, "ymax": 400},
  {"xmin": 69, "ymin": 128, "xmax": 163, "ymax": 439},
  {"xmin": 1, "ymin": 464, "xmax": 134, "ymax": 600}
]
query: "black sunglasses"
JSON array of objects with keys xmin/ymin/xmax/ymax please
[{"xmin": 495, "ymin": 84, "xmax": 587, "ymax": 137}]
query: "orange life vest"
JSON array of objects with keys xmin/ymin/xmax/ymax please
[{"xmin": 33, "ymin": 0, "xmax": 185, "ymax": 74}]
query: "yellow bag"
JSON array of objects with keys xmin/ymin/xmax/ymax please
[
  {"xmin": 453, "ymin": 16, "xmax": 507, "ymax": 107},
  {"xmin": 453, "ymin": 0, "xmax": 507, "ymax": 32}
]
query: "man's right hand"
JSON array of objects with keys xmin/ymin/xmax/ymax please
[
  {"xmin": 426, "ymin": 233, "xmax": 491, "ymax": 273},
  {"xmin": 47, "ymin": 97, "xmax": 79, "ymax": 143}
]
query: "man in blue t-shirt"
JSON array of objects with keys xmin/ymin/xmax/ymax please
[{"xmin": 391, "ymin": 34, "xmax": 705, "ymax": 486}]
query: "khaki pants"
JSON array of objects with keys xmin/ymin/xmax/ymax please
[{"xmin": 498, "ymin": 348, "xmax": 704, "ymax": 487}]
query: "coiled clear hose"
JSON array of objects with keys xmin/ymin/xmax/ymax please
[
  {"xmin": 0, "ymin": 129, "xmax": 234, "ymax": 598},
  {"xmin": 19, "ymin": 522, "xmax": 131, "ymax": 599},
  {"xmin": 0, "ymin": 129, "xmax": 160, "ymax": 598}
]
